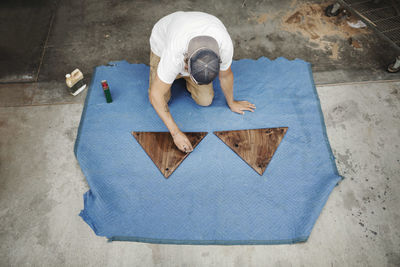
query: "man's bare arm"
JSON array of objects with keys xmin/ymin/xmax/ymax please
[
  {"xmin": 219, "ymin": 66, "xmax": 256, "ymax": 114},
  {"xmin": 149, "ymin": 74, "xmax": 193, "ymax": 152}
]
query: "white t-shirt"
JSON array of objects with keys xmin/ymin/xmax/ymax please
[{"xmin": 150, "ymin": 11, "xmax": 234, "ymax": 84}]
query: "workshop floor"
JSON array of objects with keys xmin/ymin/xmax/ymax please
[
  {"xmin": 1, "ymin": 0, "xmax": 400, "ymax": 266},
  {"xmin": 1, "ymin": 81, "xmax": 399, "ymax": 266}
]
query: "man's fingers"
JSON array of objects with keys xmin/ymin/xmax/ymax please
[
  {"xmin": 178, "ymin": 142, "xmax": 190, "ymax": 153},
  {"xmin": 181, "ymin": 145, "xmax": 187, "ymax": 152},
  {"xmin": 241, "ymin": 101, "xmax": 255, "ymax": 106},
  {"xmin": 182, "ymin": 147, "xmax": 191, "ymax": 153},
  {"xmin": 240, "ymin": 107, "xmax": 255, "ymax": 112},
  {"xmin": 184, "ymin": 141, "xmax": 193, "ymax": 153},
  {"xmin": 239, "ymin": 101, "xmax": 256, "ymax": 108},
  {"xmin": 184, "ymin": 146, "xmax": 193, "ymax": 153}
]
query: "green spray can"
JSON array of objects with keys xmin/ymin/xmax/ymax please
[{"xmin": 101, "ymin": 80, "xmax": 113, "ymax": 103}]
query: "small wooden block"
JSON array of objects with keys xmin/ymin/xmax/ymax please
[
  {"xmin": 214, "ymin": 128, "xmax": 288, "ymax": 175},
  {"xmin": 132, "ymin": 131, "xmax": 207, "ymax": 178}
]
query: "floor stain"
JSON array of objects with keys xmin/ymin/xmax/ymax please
[
  {"xmin": 326, "ymin": 100, "xmax": 360, "ymax": 128},
  {"xmin": 148, "ymin": 244, "xmax": 162, "ymax": 265},
  {"xmin": 248, "ymin": 12, "xmax": 272, "ymax": 25},
  {"xmin": 387, "ymin": 252, "xmax": 400, "ymax": 267},
  {"xmin": 201, "ymin": 252, "xmax": 210, "ymax": 257},
  {"xmin": 343, "ymin": 190, "xmax": 358, "ymax": 210},
  {"xmin": 349, "ymin": 38, "xmax": 362, "ymax": 49},
  {"xmin": 336, "ymin": 149, "xmax": 357, "ymax": 175},
  {"xmin": 281, "ymin": 3, "xmax": 370, "ymax": 53},
  {"xmin": 0, "ymin": 119, "xmax": 7, "ymax": 128},
  {"xmin": 329, "ymin": 42, "xmax": 339, "ymax": 60},
  {"xmin": 257, "ymin": 13, "xmax": 268, "ymax": 24},
  {"xmin": 64, "ymin": 126, "xmax": 78, "ymax": 142}
]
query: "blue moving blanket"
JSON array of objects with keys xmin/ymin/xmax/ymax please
[{"xmin": 75, "ymin": 58, "xmax": 341, "ymax": 244}]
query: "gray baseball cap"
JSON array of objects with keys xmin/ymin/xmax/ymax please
[{"xmin": 187, "ymin": 36, "xmax": 221, "ymax": 85}]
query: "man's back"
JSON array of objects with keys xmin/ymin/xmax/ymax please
[
  {"xmin": 150, "ymin": 11, "xmax": 233, "ymax": 84},
  {"xmin": 150, "ymin": 11, "xmax": 229, "ymax": 56}
]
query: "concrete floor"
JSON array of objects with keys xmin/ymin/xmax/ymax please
[
  {"xmin": 1, "ymin": 0, "xmax": 400, "ymax": 265},
  {"xmin": 1, "ymin": 0, "xmax": 399, "ymax": 86},
  {"xmin": 0, "ymin": 80, "xmax": 399, "ymax": 266}
]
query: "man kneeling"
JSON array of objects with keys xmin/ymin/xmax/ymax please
[{"xmin": 149, "ymin": 11, "xmax": 255, "ymax": 152}]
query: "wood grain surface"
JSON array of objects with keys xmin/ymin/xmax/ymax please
[
  {"xmin": 132, "ymin": 131, "xmax": 208, "ymax": 178},
  {"xmin": 214, "ymin": 128, "xmax": 288, "ymax": 175}
]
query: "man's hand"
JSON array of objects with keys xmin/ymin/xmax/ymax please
[
  {"xmin": 172, "ymin": 131, "xmax": 193, "ymax": 153},
  {"xmin": 229, "ymin": 100, "xmax": 256, "ymax": 115},
  {"xmin": 219, "ymin": 67, "xmax": 255, "ymax": 115}
]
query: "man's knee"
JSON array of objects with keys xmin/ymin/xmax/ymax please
[
  {"xmin": 194, "ymin": 93, "xmax": 214, "ymax": 106},
  {"xmin": 185, "ymin": 79, "xmax": 214, "ymax": 106}
]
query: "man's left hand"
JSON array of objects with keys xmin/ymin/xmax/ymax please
[{"xmin": 229, "ymin": 100, "xmax": 256, "ymax": 115}]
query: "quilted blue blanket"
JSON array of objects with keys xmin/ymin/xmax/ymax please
[{"xmin": 75, "ymin": 58, "xmax": 341, "ymax": 244}]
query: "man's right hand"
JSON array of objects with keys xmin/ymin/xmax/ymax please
[{"xmin": 172, "ymin": 131, "xmax": 193, "ymax": 153}]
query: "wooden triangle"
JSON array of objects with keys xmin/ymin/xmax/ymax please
[
  {"xmin": 214, "ymin": 128, "xmax": 288, "ymax": 175},
  {"xmin": 132, "ymin": 131, "xmax": 207, "ymax": 178}
]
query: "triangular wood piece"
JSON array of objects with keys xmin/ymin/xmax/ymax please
[
  {"xmin": 132, "ymin": 131, "xmax": 207, "ymax": 178},
  {"xmin": 214, "ymin": 128, "xmax": 288, "ymax": 175}
]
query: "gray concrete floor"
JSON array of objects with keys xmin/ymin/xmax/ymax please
[
  {"xmin": 1, "ymin": 0, "xmax": 400, "ymax": 265},
  {"xmin": 0, "ymin": 80, "xmax": 399, "ymax": 266},
  {"xmin": 1, "ymin": 0, "xmax": 400, "ymax": 86}
]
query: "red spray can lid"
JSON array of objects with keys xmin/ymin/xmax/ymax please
[{"xmin": 101, "ymin": 80, "xmax": 109, "ymax": 89}]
